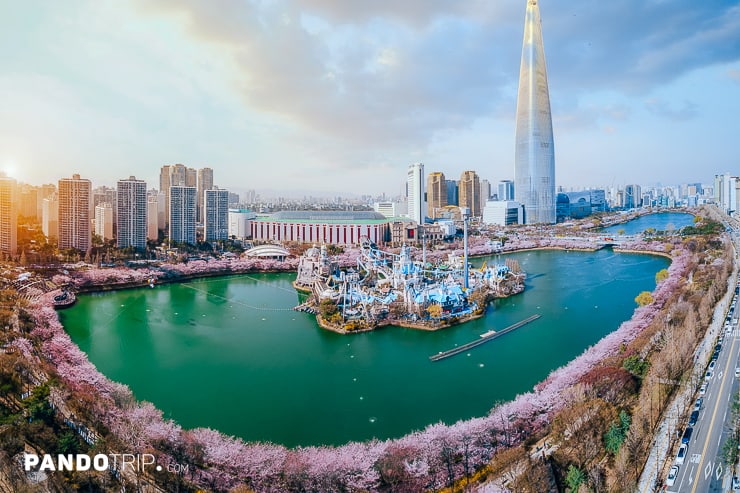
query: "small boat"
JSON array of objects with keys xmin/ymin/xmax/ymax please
[
  {"xmin": 52, "ymin": 290, "xmax": 76, "ymax": 309},
  {"xmin": 148, "ymin": 277, "xmax": 156, "ymax": 288},
  {"xmin": 480, "ymin": 329, "xmax": 497, "ymax": 338}
]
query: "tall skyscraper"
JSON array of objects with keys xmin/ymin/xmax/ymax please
[
  {"xmin": 117, "ymin": 176, "xmax": 147, "ymax": 250},
  {"xmin": 0, "ymin": 174, "xmax": 18, "ymax": 257},
  {"xmin": 58, "ymin": 174, "xmax": 92, "ymax": 252},
  {"xmin": 459, "ymin": 171, "xmax": 481, "ymax": 217},
  {"xmin": 407, "ymin": 163, "xmax": 425, "ymax": 224},
  {"xmin": 169, "ymin": 186, "xmax": 196, "ymax": 245},
  {"xmin": 204, "ymin": 189, "xmax": 229, "ymax": 242},
  {"xmin": 514, "ymin": 0, "xmax": 555, "ymax": 224},
  {"xmin": 197, "ymin": 167, "xmax": 214, "ymax": 223},
  {"xmin": 426, "ymin": 172, "xmax": 447, "ymax": 219}
]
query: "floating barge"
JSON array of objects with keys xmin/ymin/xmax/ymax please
[{"xmin": 429, "ymin": 314, "xmax": 541, "ymax": 362}]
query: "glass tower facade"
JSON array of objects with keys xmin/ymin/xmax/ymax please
[{"xmin": 514, "ymin": 0, "xmax": 555, "ymax": 224}]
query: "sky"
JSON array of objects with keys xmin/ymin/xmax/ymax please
[{"xmin": 1, "ymin": 0, "xmax": 740, "ymax": 197}]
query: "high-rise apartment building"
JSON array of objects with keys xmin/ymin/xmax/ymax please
[
  {"xmin": 58, "ymin": 174, "xmax": 92, "ymax": 252},
  {"xmin": 117, "ymin": 176, "xmax": 147, "ymax": 250},
  {"xmin": 407, "ymin": 163, "xmax": 425, "ymax": 224},
  {"xmin": 197, "ymin": 167, "xmax": 214, "ymax": 223},
  {"xmin": 0, "ymin": 174, "xmax": 17, "ymax": 257},
  {"xmin": 42, "ymin": 193, "xmax": 59, "ymax": 240},
  {"xmin": 160, "ymin": 164, "xmax": 193, "ymax": 226},
  {"xmin": 459, "ymin": 171, "xmax": 481, "ymax": 217},
  {"xmin": 204, "ymin": 189, "xmax": 229, "ymax": 242},
  {"xmin": 514, "ymin": 0, "xmax": 555, "ymax": 224},
  {"xmin": 169, "ymin": 186, "xmax": 196, "ymax": 245},
  {"xmin": 426, "ymin": 172, "xmax": 447, "ymax": 219},
  {"xmin": 147, "ymin": 199, "xmax": 158, "ymax": 241},
  {"xmin": 94, "ymin": 203, "xmax": 114, "ymax": 241}
]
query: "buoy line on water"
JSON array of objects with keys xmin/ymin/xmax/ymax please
[{"xmin": 179, "ymin": 283, "xmax": 295, "ymax": 312}]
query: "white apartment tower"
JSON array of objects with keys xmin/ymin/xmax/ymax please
[
  {"xmin": 117, "ymin": 176, "xmax": 147, "ymax": 250},
  {"xmin": 169, "ymin": 186, "xmax": 197, "ymax": 245},
  {"xmin": 204, "ymin": 189, "xmax": 229, "ymax": 241},
  {"xmin": 407, "ymin": 162, "xmax": 425, "ymax": 224}
]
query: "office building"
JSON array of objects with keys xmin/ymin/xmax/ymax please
[
  {"xmin": 514, "ymin": 0, "xmax": 556, "ymax": 224},
  {"xmin": 446, "ymin": 180, "xmax": 459, "ymax": 207},
  {"xmin": 426, "ymin": 172, "xmax": 447, "ymax": 219},
  {"xmin": 498, "ymin": 180, "xmax": 515, "ymax": 201},
  {"xmin": 117, "ymin": 176, "xmax": 147, "ymax": 250},
  {"xmin": 625, "ymin": 184, "xmax": 642, "ymax": 209},
  {"xmin": 407, "ymin": 163, "xmax": 425, "ymax": 224},
  {"xmin": 169, "ymin": 186, "xmax": 197, "ymax": 245},
  {"xmin": 482, "ymin": 200, "xmax": 524, "ymax": 226},
  {"xmin": 58, "ymin": 174, "xmax": 92, "ymax": 252},
  {"xmin": 459, "ymin": 171, "xmax": 481, "ymax": 217},
  {"xmin": 204, "ymin": 189, "xmax": 229, "ymax": 242},
  {"xmin": 480, "ymin": 179, "xmax": 491, "ymax": 214},
  {"xmin": 0, "ymin": 174, "xmax": 17, "ymax": 256}
]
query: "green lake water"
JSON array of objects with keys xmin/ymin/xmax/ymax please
[{"xmin": 60, "ymin": 248, "xmax": 669, "ymax": 447}]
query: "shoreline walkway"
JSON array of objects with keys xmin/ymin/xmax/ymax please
[{"xmin": 429, "ymin": 314, "xmax": 541, "ymax": 362}]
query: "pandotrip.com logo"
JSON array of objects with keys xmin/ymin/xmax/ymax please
[{"xmin": 24, "ymin": 453, "xmax": 178, "ymax": 473}]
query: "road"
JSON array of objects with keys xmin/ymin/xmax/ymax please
[
  {"xmin": 668, "ymin": 324, "xmax": 740, "ymax": 492},
  {"xmin": 666, "ymin": 226, "xmax": 740, "ymax": 492}
]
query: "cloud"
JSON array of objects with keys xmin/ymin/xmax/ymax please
[
  {"xmin": 135, "ymin": 1, "xmax": 740, "ymax": 136},
  {"xmin": 644, "ymin": 98, "xmax": 698, "ymax": 121}
]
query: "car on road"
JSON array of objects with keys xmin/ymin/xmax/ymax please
[
  {"xmin": 736, "ymin": 367, "xmax": 740, "ymax": 378},
  {"xmin": 676, "ymin": 443, "xmax": 687, "ymax": 464},
  {"xmin": 689, "ymin": 410, "xmax": 700, "ymax": 426},
  {"xmin": 709, "ymin": 361, "xmax": 717, "ymax": 371},
  {"xmin": 733, "ymin": 476, "xmax": 740, "ymax": 490},
  {"xmin": 695, "ymin": 397, "xmax": 704, "ymax": 411},
  {"xmin": 706, "ymin": 369, "xmax": 714, "ymax": 380},
  {"xmin": 700, "ymin": 383, "xmax": 707, "ymax": 395},
  {"xmin": 681, "ymin": 427, "xmax": 693, "ymax": 444},
  {"xmin": 666, "ymin": 465, "xmax": 679, "ymax": 486}
]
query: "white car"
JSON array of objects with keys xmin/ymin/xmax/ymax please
[
  {"xmin": 700, "ymin": 383, "xmax": 707, "ymax": 395},
  {"xmin": 735, "ymin": 367, "xmax": 740, "ymax": 378},
  {"xmin": 676, "ymin": 443, "xmax": 687, "ymax": 464},
  {"xmin": 666, "ymin": 465, "xmax": 679, "ymax": 486}
]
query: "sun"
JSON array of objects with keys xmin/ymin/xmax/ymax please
[{"xmin": 2, "ymin": 161, "xmax": 17, "ymax": 178}]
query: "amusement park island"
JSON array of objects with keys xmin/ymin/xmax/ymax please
[
  {"xmin": 4, "ymin": 206, "xmax": 739, "ymax": 492},
  {"xmin": 292, "ymin": 240, "xmax": 525, "ymax": 333}
]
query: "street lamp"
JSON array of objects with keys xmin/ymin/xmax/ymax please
[{"xmin": 460, "ymin": 207, "xmax": 470, "ymax": 289}]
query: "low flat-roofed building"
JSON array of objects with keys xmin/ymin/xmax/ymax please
[
  {"xmin": 250, "ymin": 210, "xmax": 392, "ymax": 246},
  {"xmin": 482, "ymin": 200, "xmax": 524, "ymax": 226}
]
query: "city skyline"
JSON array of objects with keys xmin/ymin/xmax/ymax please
[{"xmin": 2, "ymin": 2, "xmax": 739, "ymax": 194}]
